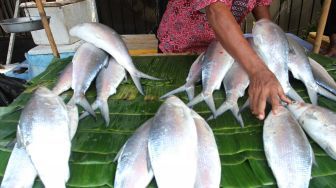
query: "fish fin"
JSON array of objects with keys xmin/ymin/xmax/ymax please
[
  {"xmin": 204, "ymin": 94, "xmax": 216, "ymax": 116},
  {"xmin": 287, "ymin": 88, "xmax": 304, "ymax": 102},
  {"xmin": 207, "ymin": 115, "xmax": 214, "ymax": 121},
  {"xmin": 239, "ymin": 99, "xmax": 250, "ymax": 115},
  {"xmin": 130, "ymin": 73, "xmax": 145, "ymax": 95},
  {"xmin": 103, "ymin": 56, "xmax": 110, "ymax": 68},
  {"xmin": 146, "ymin": 148, "xmax": 152, "ymax": 172},
  {"xmin": 306, "ymin": 86, "xmax": 318, "ymax": 105},
  {"xmin": 66, "ymin": 104, "xmax": 79, "ymax": 140},
  {"xmin": 187, "ymin": 93, "xmax": 204, "ymax": 108},
  {"xmin": 79, "ymin": 100, "xmax": 99, "ymax": 120},
  {"xmin": 160, "ymin": 85, "xmax": 186, "ymax": 99},
  {"xmin": 114, "ymin": 143, "xmax": 127, "ymax": 162},
  {"xmin": 75, "ymin": 94, "xmax": 96, "ymax": 119},
  {"xmin": 317, "ymin": 86, "xmax": 336, "ymax": 102},
  {"xmin": 185, "ymin": 85, "xmax": 195, "ymax": 101},
  {"xmin": 325, "ymin": 145, "xmax": 336, "ymax": 160},
  {"xmin": 231, "ymin": 103, "xmax": 245, "ymax": 128},
  {"xmin": 96, "ymin": 99, "xmax": 110, "ymax": 127}
]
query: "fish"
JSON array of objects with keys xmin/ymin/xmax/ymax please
[
  {"xmin": 308, "ymin": 57, "xmax": 336, "ymax": 95},
  {"xmin": 114, "ymin": 118, "xmax": 154, "ymax": 188},
  {"xmin": 187, "ymin": 41, "xmax": 235, "ymax": 115},
  {"xmin": 16, "ymin": 87, "xmax": 73, "ymax": 188},
  {"xmin": 208, "ymin": 62, "xmax": 249, "ymax": 127},
  {"xmin": 287, "ymin": 102, "xmax": 336, "ymax": 160},
  {"xmin": 287, "ymin": 36, "xmax": 336, "ymax": 104},
  {"xmin": 69, "ymin": 22, "xmax": 159, "ymax": 95},
  {"xmin": 71, "ymin": 42, "xmax": 109, "ymax": 118},
  {"xmin": 0, "ymin": 144, "xmax": 37, "ymax": 188},
  {"xmin": 160, "ymin": 52, "xmax": 205, "ymax": 101},
  {"xmin": 79, "ymin": 57, "xmax": 126, "ymax": 126},
  {"xmin": 191, "ymin": 110, "xmax": 221, "ymax": 188},
  {"xmin": 52, "ymin": 62, "xmax": 73, "ymax": 96},
  {"xmin": 252, "ymin": 19, "xmax": 303, "ymax": 102},
  {"xmin": 148, "ymin": 96, "xmax": 198, "ymax": 188},
  {"xmin": 263, "ymin": 106, "xmax": 313, "ymax": 188}
]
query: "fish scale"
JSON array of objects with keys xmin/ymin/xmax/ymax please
[{"xmin": 263, "ymin": 106, "xmax": 313, "ymax": 188}]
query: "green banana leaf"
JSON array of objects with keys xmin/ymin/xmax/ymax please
[{"xmin": 0, "ymin": 54, "xmax": 336, "ymax": 187}]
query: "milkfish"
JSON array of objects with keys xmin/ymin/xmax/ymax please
[
  {"xmin": 208, "ymin": 62, "xmax": 249, "ymax": 127},
  {"xmin": 71, "ymin": 42, "xmax": 109, "ymax": 118},
  {"xmin": 263, "ymin": 106, "xmax": 313, "ymax": 188},
  {"xmin": 114, "ymin": 118, "xmax": 154, "ymax": 188},
  {"xmin": 52, "ymin": 62, "xmax": 73, "ymax": 96},
  {"xmin": 308, "ymin": 57, "xmax": 336, "ymax": 96},
  {"xmin": 79, "ymin": 57, "xmax": 126, "ymax": 126},
  {"xmin": 187, "ymin": 41, "xmax": 235, "ymax": 115},
  {"xmin": 69, "ymin": 22, "xmax": 159, "ymax": 95},
  {"xmin": 252, "ymin": 19, "xmax": 303, "ymax": 102},
  {"xmin": 287, "ymin": 101, "xmax": 336, "ymax": 160},
  {"xmin": 1, "ymin": 102, "xmax": 79, "ymax": 188},
  {"xmin": 160, "ymin": 52, "xmax": 204, "ymax": 101},
  {"xmin": 191, "ymin": 110, "xmax": 221, "ymax": 188},
  {"xmin": 287, "ymin": 36, "xmax": 336, "ymax": 104},
  {"xmin": 16, "ymin": 87, "xmax": 74, "ymax": 188},
  {"xmin": 148, "ymin": 96, "xmax": 198, "ymax": 188}
]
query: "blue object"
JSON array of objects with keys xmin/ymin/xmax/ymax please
[
  {"xmin": 25, "ymin": 52, "xmax": 74, "ymax": 79},
  {"xmin": 4, "ymin": 61, "xmax": 30, "ymax": 80}
]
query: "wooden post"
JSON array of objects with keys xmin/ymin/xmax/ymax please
[
  {"xmin": 5, "ymin": 0, "xmax": 20, "ymax": 65},
  {"xmin": 35, "ymin": 0, "xmax": 60, "ymax": 58},
  {"xmin": 313, "ymin": 0, "xmax": 332, "ymax": 53}
]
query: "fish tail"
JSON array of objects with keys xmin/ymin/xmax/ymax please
[
  {"xmin": 66, "ymin": 104, "xmax": 79, "ymax": 139},
  {"xmin": 79, "ymin": 100, "xmax": 99, "ymax": 120},
  {"xmin": 287, "ymin": 88, "xmax": 304, "ymax": 102},
  {"xmin": 137, "ymin": 71, "xmax": 161, "ymax": 81},
  {"xmin": 75, "ymin": 94, "xmax": 96, "ymax": 119},
  {"xmin": 160, "ymin": 85, "xmax": 186, "ymax": 99},
  {"xmin": 317, "ymin": 85, "xmax": 336, "ymax": 102},
  {"xmin": 130, "ymin": 73, "xmax": 145, "ymax": 95},
  {"xmin": 204, "ymin": 94, "xmax": 216, "ymax": 116},
  {"xmin": 211, "ymin": 100, "xmax": 233, "ymax": 120},
  {"xmin": 187, "ymin": 93, "xmax": 204, "ymax": 108},
  {"xmin": 239, "ymin": 99, "xmax": 250, "ymax": 115},
  {"xmin": 96, "ymin": 99, "xmax": 110, "ymax": 127},
  {"xmin": 306, "ymin": 85, "xmax": 318, "ymax": 105},
  {"xmin": 185, "ymin": 85, "xmax": 195, "ymax": 101},
  {"xmin": 231, "ymin": 103, "xmax": 245, "ymax": 128}
]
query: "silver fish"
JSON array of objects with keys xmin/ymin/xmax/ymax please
[
  {"xmin": 287, "ymin": 36, "xmax": 336, "ymax": 104},
  {"xmin": 188, "ymin": 41, "xmax": 235, "ymax": 115},
  {"xmin": 69, "ymin": 22, "xmax": 159, "ymax": 95},
  {"xmin": 252, "ymin": 19, "xmax": 303, "ymax": 102},
  {"xmin": 0, "ymin": 144, "xmax": 37, "ymax": 188},
  {"xmin": 160, "ymin": 52, "xmax": 205, "ymax": 101},
  {"xmin": 287, "ymin": 102, "xmax": 336, "ymax": 160},
  {"xmin": 148, "ymin": 96, "xmax": 198, "ymax": 188},
  {"xmin": 191, "ymin": 110, "xmax": 221, "ymax": 188},
  {"xmin": 263, "ymin": 106, "xmax": 313, "ymax": 188},
  {"xmin": 308, "ymin": 57, "xmax": 336, "ymax": 95},
  {"xmin": 114, "ymin": 118, "xmax": 154, "ymax": 188},
  {"xmin": 79, "ymin": 57, "xmax": 126, "ymax": 126},
  {"xmin": 16, "ymin": 87, "xmax": 72, "ymax": 188},
  {"xmin": 71, "ymin": 42, "xmax": 109, "ymax": 118},
  {"xmin": 52, "ymin": 62, "xmax": 73, "ymax": 96},
  {"xmin": 208, "ymin": 62, "xmax": 249, "ymax": 127}
]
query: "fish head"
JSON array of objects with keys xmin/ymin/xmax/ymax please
[
  {"xmin": 165, "ymin": 96, "xmax": 186, "ymax": 107},
  {"xmin": 286, "ymin": 101, "xmax": 309, "ymax": 119}
]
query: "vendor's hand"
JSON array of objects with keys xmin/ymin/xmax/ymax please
[{"xmin": 248, "ymin": 68, "xmax": 291, "ymax": 120}]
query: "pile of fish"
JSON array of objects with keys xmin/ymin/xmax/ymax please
[
  {"xmin": 1, "ymin": 87, "xmax": 78, "ymax": 188},
  {"xmin": 53, "ymin": 22, "xmax": 159, "ymax": 126},
  {"xmin": 161, "ymin": 19, "xmax": 336, "ymax": 128},
  {"xmin": 114, "ymin": 96, "xmax": 221, "ymax": 188}
]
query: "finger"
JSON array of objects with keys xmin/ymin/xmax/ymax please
[
  {"xmin": 251, "ymin": 87, "xmax": 260, "ymax": 115},
  {"xmin": 278, "ymin": 89, "xmax": 291, "ymax": 104},
  {"xmin": 256, "ymin": 90, "xmax": 267, "ymax": 120},
  {"xmin": 270, "ymin": 92, "xmax": 281, "ymax": 115}
]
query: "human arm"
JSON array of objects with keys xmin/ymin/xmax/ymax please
[{"xmin": 205, "ymin": 2, "xmax": 291, "ymax": 119}]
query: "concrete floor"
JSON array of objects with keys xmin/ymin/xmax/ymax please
[{"xmin": 0, "ymin": 37, "xmax": 36, "ymax": 65}]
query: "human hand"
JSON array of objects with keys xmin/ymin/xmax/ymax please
[{"xmin": 248, "ymin": 68, "xmax": 291, "ymax": 120}]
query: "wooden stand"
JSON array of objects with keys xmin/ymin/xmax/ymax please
[{"xmin": 313, "ymin": 0, "xmax": 332, "ymax": 53}]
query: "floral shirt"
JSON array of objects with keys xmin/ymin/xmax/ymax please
[{"xmin": 157, "ymin": 0, "xmax": 272, "ymax": 53}]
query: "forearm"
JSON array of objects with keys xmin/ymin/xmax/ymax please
[
  {"xmin": 205, "ymin": 2, "xmax": 268, "ymax": 77},
  {"xmin": 252, "ymin": 5, "xmax": 271, "ymax": 21}
]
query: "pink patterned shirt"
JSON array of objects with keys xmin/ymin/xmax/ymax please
[{"xmin": 157, "ymin": 0, "xmax": 272, "ymax": 53}]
